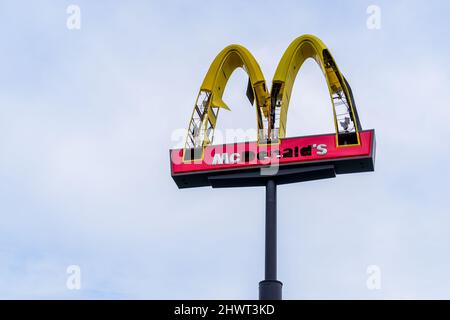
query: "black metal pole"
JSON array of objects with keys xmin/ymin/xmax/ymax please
[{"xmin": 259, "ymin": 179, "xmax": 283, "ymax": 300}]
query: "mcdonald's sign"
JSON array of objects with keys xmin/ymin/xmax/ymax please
[{"xmin": 170, "ymin": 35, "xmax": 375, "ymax": 188}]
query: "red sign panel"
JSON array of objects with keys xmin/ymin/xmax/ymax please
[{"xmin": 171, "ymin": 130, "xmax": 375, "ymax": 176}]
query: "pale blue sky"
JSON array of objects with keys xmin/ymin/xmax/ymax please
[{"xmin": 1, "ymin": 0, "xmax": 450, "ymax": 299}]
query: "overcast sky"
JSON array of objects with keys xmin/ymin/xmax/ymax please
[{"xmin": 1, "ymin": 0, "xmax": 450, "ymax": 299}]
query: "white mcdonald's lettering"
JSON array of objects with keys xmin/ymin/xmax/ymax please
[
  {"xmin": 211, "ymin": 144, "xmax": 328, "ymax": 166},
  {"xmin": 230, "ymin": 153, "xmax": 241, "ymax": 163},
  {"xmin": 212, "ymin": 153, "xmax": 241, "ymax": 165},
  {"xmin": 316, "ymin": 144, "xmax": 328, "ymax": 155}
]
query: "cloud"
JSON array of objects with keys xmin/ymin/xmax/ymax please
[{"xmin": 1, "ymin": 0, "xmax": 450, "ymax": 299}]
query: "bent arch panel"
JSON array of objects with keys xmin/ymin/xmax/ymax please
[
  {"xmin": 200, "ymin": 45, "xmax": 269, "ymax": 113},
  {"xmin": 184, "ymin": 45, "xmax": 270, "ymax": 161},
  {"xmin": 271, "ymin": 35, "xmax": 361, "ymax": 146}
]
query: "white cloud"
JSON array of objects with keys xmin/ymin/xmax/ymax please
[{"xmin": 1, "ymin": 0, "xmax": 450, "ymax": 299}]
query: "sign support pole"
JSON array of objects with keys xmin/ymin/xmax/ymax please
[{"xmin": 259, "ymin": 178, "xmax": 283, "ymax": 300}]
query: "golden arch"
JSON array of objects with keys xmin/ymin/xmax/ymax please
[
  {"xmin": 183, "ymin": 45, "xmax": 270, "ymax": 161},
  {"xmin": 270, "ymin": 34, "xmax": 361, "ymax": 145},
  {"xmin": 183, "ymin": 35, "xmax": 362, "ymax": 161}
]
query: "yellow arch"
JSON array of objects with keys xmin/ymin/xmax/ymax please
[
  {"xmin": 270, "ymin": 34, "xmax": 361, "ymax": 146},
  {"xmin": 184, "ymin": 45, "xmax": 270, "ymax": 161},
  {"xmin": 200, "ymin": 44, "xmax": 269, "ymax": 113}
]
